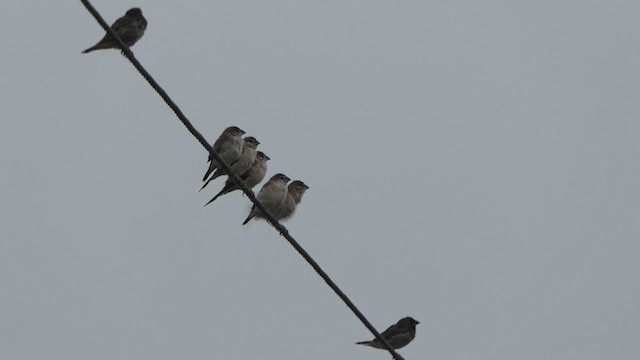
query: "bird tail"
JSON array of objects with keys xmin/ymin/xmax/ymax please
[
  {"xmin": 242, "ymin": 210, "xmax": 255, "ymax": 225},
  {"xmin": 209, "ymin": 170, "xmax": 223, "ymax": 182},
  {"xmin": 356, "ymin": 341, "xmax": 373, "ymax": 346},
  {"xmin": 203, "ymin": 191, "xmax": 224, "ymax": 207},
  {"xmin": 202, "ymin": 170, "xmax": 212, "ymax": 182},
  {"xmin": 199, "ymin": 177, "xmax": 214, "ymax": 192},
  {"xmin": 202, "ymin": 162, "xmax": 218, "ymax": 182},
  {"xmin": 204, "ymin": 182, "xmax": 238, "ymax": 205},
  {"xmin": 82, "ymin": 39, "xmax": 112, "ymax": 54},
  {"xmin": 81, "ymin": 44, "xmax": 100, "ymax": 54}
]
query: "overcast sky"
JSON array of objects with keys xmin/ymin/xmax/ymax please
[{"xmin": 1, "ymin": 1, "xmax": 639, "ymax": 359}]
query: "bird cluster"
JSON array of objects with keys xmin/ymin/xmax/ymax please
[
  {"xmin": 81, "ymin": 9, "xmax": 309, "ymax": 225},
  {"xmin": 82, "ymin": 7, "xmax": 418, "ymax": 352},
  {"xmin": 199, "ymin": 126, "xmax": 309, "ymax": 225}
]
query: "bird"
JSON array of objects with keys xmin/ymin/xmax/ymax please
[
  {"xmin": 242, "ymin": 173, "xmax": 290, "ymax": 225},
  {"xmin": 203, "ymin": 151, "xmax": 270, "ymax": 206},
  {"xmin": 272, "ymin": 180, "xmax": 309, "ymax": 221},
  {"xmin": 201, "ymin": 126, "xmax": 245, "ymax": 188},
  {"xmin": 82, "ymin": 8, "xmax": 147, "ymax": 54},
  {"xmin": 356, "ymin": 317, "xmax": 420, "ymax": 350},
  {"xmin": 200, "ymin": 136, "xmax": 260, "ymax": 191}
]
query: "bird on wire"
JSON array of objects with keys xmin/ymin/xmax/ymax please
[
  {"xmin": 82, "ymin": 8, "xmax": 147, "ymax": 54},
  {"xmin": 201, "ymin": 126, "xmax": 246, "ymax": 190},
  {"xmin": 204, "ymin": 151, "xmax": 270, "ymax": 206},
  {"xmin": 272, "ymin": 180, "xmax": 309, "ymax": 221},
  {"xmin": 242, "ymin": 173, "xmax": 290, "ymax": 225},
  {"xmin": 356, "ymin": 317, "xmax": 420, "ymax": 350},
  {"xmin": 201, "ymin": 136, "xmax": 260, "ymax": 191}
]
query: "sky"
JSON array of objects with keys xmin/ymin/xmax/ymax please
[{"xmin": 1, "ymin": 1, "xmax": 639, "ymax": 359}]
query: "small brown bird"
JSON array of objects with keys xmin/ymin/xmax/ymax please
[
  {"xmin": 273, "ymin": 180, "xmax": 309, "ymax": 221},
  {"xmin": 201, "ymin": 136, "xmax": 260, "ymax": 191},
  {"xmin": 356, "ymin": 317, "xmax": 420, "ymax": 350},
  {"xmin": 203, "ymin": 151, "xmax": 270, "ymax": 206},
  {"xmin": 201, "ymin": 126, "xmax": 245, "ymax": 189},
  {"xmin": 82, "ymin": 8, "xmax": 147, "ymax": 53},
  {"xmin": 242, "ymin": 173, "xmax": 290, "ymax": 225}
]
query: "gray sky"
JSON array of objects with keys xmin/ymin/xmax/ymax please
[{"xmin": 1, "ymin": 1, "xmax": 639, "ymax": 359}]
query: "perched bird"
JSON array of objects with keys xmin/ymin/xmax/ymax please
[
  {"xmin": 273, "ymin": 180, "xmax": 309, "ymax": 221},
  {"xmin": 82, "ymin": 8, "xmax": 147, "ymax": 54},
  {"xmin": 203, "ymin": 151, "xmax": 270, "ymax": 206},
  {"xmin": 200, "ymin": 136, "xmax": 260, "ymax": 191},
  {"xmin": 356, "ymin": 317, "xmax": 420, "ymax": 350},
  {"xmin": 201, "ymin": 126, "xmax": 245, "ymax": 188},
  {"xmin": 242, "ymin": 173, "xmax": 290, "ymax": 225}
]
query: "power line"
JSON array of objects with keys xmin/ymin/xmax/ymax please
[{"xmin": 79, "ymin": 2, "xmax": 406, "ymax": 360}]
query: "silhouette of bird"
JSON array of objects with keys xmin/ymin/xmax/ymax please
[
  {"xmin": 201, "ymin": 136, "xmax": 260, "ymax": 191},
  {"xmin": 203, "ymin": 151, "xmax": 270, "ymax": 206},
  {"xmin": 272, "ymin": 180, "xmax": 309, "ymax": 221},
  {"xmin": 82, "ymin": 8, "xmax": 147, "ymax": 54},
  {"xmin": 356, "ymin": 317, "xmax": 420, "ymax": 350},
  {"xmin": 201, "ymin": 126, "xmax": 245, "ymax": 187},
  {"xmin": 242, "ymin": 173, "xmax": 290, "ymax": 225}
]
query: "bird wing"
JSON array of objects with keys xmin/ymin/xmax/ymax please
[{"xmin": 379, "ymin": 323, "xmax": 402, "ymax": 339}]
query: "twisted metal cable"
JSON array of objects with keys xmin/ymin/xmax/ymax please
[{"xmin": 79, "ymin": 2, "xmax": 405, "ymax": 359}]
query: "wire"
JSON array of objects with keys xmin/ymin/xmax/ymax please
[{"xmin": 79, "ymin": 2, "xmax": 406, "ymax": 359}]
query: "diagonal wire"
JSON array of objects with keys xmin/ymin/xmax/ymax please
[{"xmin": 79, "ymin": 2, "xmax": 405, "ymax": 359}]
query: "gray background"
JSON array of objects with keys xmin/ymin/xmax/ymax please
[{"xmin": 1, "ymin": 1, "xmax": 639, "ymax": 359}]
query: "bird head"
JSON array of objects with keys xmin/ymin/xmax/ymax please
[
  {"xmin": 125, "ymin": 8, "xmax": 143, "ymax": 17},
  {"xmin": 257, "ymin": 151, "xmax": 271, "ymax": 161},
  {"xmin": 243, "ymin": 136, "xmax": 260, "ymax": 148},
  {"xmin": 398, "ymin": 317, "xmax": 420, "ymax": 329},
  {"xmin": 224, "ymin": 126, "xmax": 246, "ymax": 136}
]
